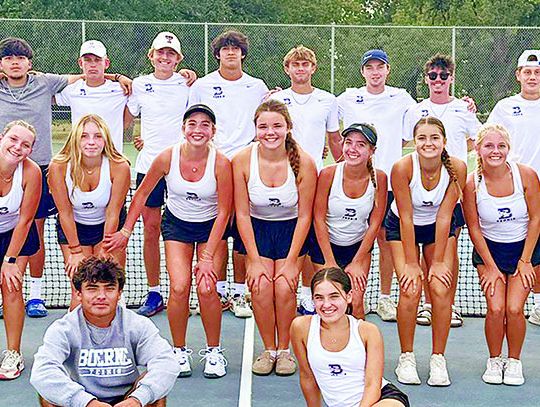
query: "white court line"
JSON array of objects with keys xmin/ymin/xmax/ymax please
[{"xmin": 238, "ymin": 316, "xmax": 255, "ymax": 407}]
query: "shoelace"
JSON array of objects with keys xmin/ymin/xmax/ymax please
[
  {"xmin": 401, "ymin": 354, "xmax": 416, "ymax": 368},
  {"xmin": 488, "ymin": 358, "xmax": 504, "ymax": 372},
  {"xmin": 234, "ymin": 296, "xmax": 248, "ymax": 307},
  {"xmin": 505, "ymin": 360, "xmax": 520, "ymax": 374},
  {"xmin": 174, "ymin": 348, "xmax": 193, "ymax": 364},
  {"xmin": 198, "ymin": 348, "xmax": 228, "ymax": 366},
  {"xmin": 1, "ymin": 350, "xmax": 20, "ymax": 369}
]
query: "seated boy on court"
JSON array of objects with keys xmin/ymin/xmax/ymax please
[{"xmin": 30, "ymin": 257, "xmax": 180, "ymax": 407}]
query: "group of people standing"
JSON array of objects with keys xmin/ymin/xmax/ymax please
[{"xmin": 0, "ymin": 26, "xmax": 539, "ymax": 407}]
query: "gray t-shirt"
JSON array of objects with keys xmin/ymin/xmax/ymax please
[{"xmin": 0, "ymin": 74, "xmax": 68, "ymax": 165}]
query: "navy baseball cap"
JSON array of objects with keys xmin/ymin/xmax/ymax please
[
  {"xmin": 341, "ymin": 123, "xmax": 378, "ymax": 146},
  {"xmin": 183, "ymin": 104, "xmax": 216, "ymax": 124},
  {"xmin": 361, "ymin": 49, "xmax": 389, "ymax": 67}
]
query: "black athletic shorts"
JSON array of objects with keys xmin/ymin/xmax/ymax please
[
  {"xmin": 384, "ymin": 210, "xmax": 456, "ymax": 246},
  {"xmin": 136, "ymin": 172, "xmax": 167, "ymax": 208},
  {"xmin": 380, "ymin": 382, "xmax": 409, "ymax": 406}
]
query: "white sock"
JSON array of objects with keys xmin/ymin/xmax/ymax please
[
  {"xmin": 301, "ymin": 286, "xmax": 311, "ymax": 300},
  {"xmin": 216, "ymin": 281, "xmax": 227, "ymax": 297},
  {"xmin": 149, "ymin": 285, "xmax": 160, "ymax": 294},
  {"xmin": 534, "ymin": 293, "xmax": 540, "ymax": 307},
  {"xmin": 266, "ymin": 350, "xmax": 277, "ymax": 358},
  {"xmin": 29, "ymin": 277, "xmax": 42, "ymax": 300},
  {"xmin": 277, "ymin": 349, "xmax": 290, "ymax": 355},
  {"xmin": 233, "ymin": 283, "xmax": 245, "ymax": 297},
  {"xmin": 379, "ymin": 294, "xmax": 390, "ymax": 300}
]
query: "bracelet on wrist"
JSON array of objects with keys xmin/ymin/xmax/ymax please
[
  {"xmin": 120, "ymin": 227, "xmax": 132, "ymax": 238},
  {"xmin": 68, "ymin": 244, "xmax": 81, "ymax": 250},
  {"xmin": 114, "ymin": 73, "xmax": 121, "ymax": 81},
  {"xmin": 519, "ymin": 258, "xmax": 531, "ymax": 264},
  {"xmin": 70, "ymin": 249, "xmax": 83, "ymax": 255}
]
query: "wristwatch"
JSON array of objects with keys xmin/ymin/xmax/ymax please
[{"xmin": 3, "ymin": 256, "xmax": 16, "ymax": 264}]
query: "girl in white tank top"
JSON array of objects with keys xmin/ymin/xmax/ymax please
[
  {"xmin": 313, "ymin": 124, "xmax": 387, "ymax": 320},
  {"xmin": 463, "ymin": 123, "xmax": 540, "ymax": 385},
  {"xmin": 104, "ymin": 105, "xmax": 232, "ymax": 377},
  {"xmin": 291, "ymin": 268, "xmax": 408, "ymax": 407},
  {"xmin": 389, "ymin": 117, "xmax": 466, "ymax": 386},
  {"xmin": 49, "ymin": 114, "xmax": 130, "ymax": 309}
]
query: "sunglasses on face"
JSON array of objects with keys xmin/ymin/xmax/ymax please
[{"xmin": 426, "ymin": 71, "xmax": 451, "ymax": 81}]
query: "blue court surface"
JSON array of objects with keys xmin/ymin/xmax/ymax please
[{"xmin": 2, "ymin": 310, "xmax": 539, "ymax": 406}]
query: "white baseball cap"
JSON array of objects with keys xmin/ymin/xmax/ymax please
[
  {"xmin": 79, "ymin": 40, "xmax": 107, "ymax": 58},
  {"xmin": 517, "ymin": 50, "xmax": 540, "ymax": 67},
  {"xmin": 152, "ymin": 32, "xmax": 181, "ymax": 54}
]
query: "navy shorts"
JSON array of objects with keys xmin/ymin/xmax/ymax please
[
  {"xmin": 383, "ymin": 191, "xmax": 395, "ymax": 221},
  {"xmin": 36, "ymin": 165, "xmax": 56, "ymax": 219},
  {"xmin": 380, "ymin": 383, "xmax": 409, "ymax": 407},
  {"xmin": 472, "ymin": 238, "xmax": 540, "ymax": 275},
  {"xmin": 0, "ymin": 222, "xmax": 40, "ymax": 258},
  {"xmin": 161, "ymin": 207, "xmax": 227, "ymax": 244},
  {"xmin": 453, "ymin": 203, "xmax": 466, "ymax": 228},
  {"xmin": 384, "ymin": 210, "xmax": 456, "ymax": 246},
  {"xmin": 136, "ymin": 172, "xmax": 167, "ymax": 208},
  {"xmin": 236, "ymin": 217, "xmax": 308, "ymax": 260},
  {"xmin": 308, "ymin": 227, "xmax": 364, "ymax": 268},
  {"xmin": 57, "ymin": 207, "xmax": 127, "ymax": 246}
]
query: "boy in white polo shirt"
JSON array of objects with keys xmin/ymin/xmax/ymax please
[
  {"xmin": 488, "ymin": 50, "xmax": 540, "ymax": 325},
  {"xmin": 337, "ymin": 49, "xmax": 416, "ymax": 322},
  {"xmin": 188, "ymin": 30, "xmax": 269, "ymax": 318}
]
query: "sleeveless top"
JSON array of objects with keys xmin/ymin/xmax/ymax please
[
  {"xmin": 476, "ymin": 161, "xmax": 528, "ymax": 243},
  {"xmin": 326, "ymin": 162, "xmax": 375, "ymax": 245},
  {"xmin": 0, "ymin": 161, "xmax": 24, "ymax": 233},
  {"xmin": 165, "ymin": 143, "xmax": 218, "ymax": 222},
  {"xmin": 390, "ymin": 152, "xmax": 450, "ymax": 225},
  {"xmin": 66, "ymin": 157, "xmax": 111, "ymax": 225},
  {"xmin": 247, "ymin": 143, "xmax": 298, "ymax": 221}
]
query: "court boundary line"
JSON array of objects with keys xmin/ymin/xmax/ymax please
[{"xmin": 238, "ymin": 316, "xmax": 255, "ymax": 407}]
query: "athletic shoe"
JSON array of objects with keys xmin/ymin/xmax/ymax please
[
  {"xmin": 428, "ymin": 354, "xmax": 451, "ymax": 386},
  {"xmin": 450, "ymin": 306, "xmax": 463, "ymax": 328},
  {"xmin": 297, "ymin": 297, "xmax": 316, "ymax": 315},
  {"xmin": 376, "ymin": 297, "xmax": 397, "ymax": 322},
  {"xmin": 219, "ymin": 294, "xmax": 231, "ymax": 312},
  {"xmin": 173, "ymin": 347, "xmax": 193, "ymax": 378},
  {"xmin": 0, "ymin": 350, "xmax": 24, "ymax": 380},
  {"xmin": 416, "ymin": 304, "xmax": 432, "ymax": 326},
  {"xmin": 395, "ymin": 352, "xmax": 421, "ymax": 385},
  {"xmin": 199, "ymin": 347, "xmax": 227, "ymax": 378},
  {"xmin": 252, "ymin": 351, "xmax": 276, "ymax": 376},
  {"xmin": 230, "ymin": 294, "xmax": 252, "ymax": 318},
  {"xmin": 482, "ymin": 356, "xmax": 504, "ymax": 384},
  {"xmin": 528, "ymin": 304, "xmax": 540, "ymax": 326},
  {"xmin": 503, "ymin": 358, "xmax": 525, "ymax": 386},
  {"xmin": 275, "ymin": 352, "xmax": 297, "ymax": 376},
  {"xmin": 25, "ymin": 299, "xmax": 48, "ymax": 318},
  {"xmin": 137, "ymin": 292, "xmax": 165, "ymax": 317}
]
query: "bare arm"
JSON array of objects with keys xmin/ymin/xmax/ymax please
[
  {"xmin": 328, "ymin": 131, "xmax": 342, "ymax": 162},
  {"xmin": 313, "ymin": 166, "xmax": 338, "ymax": 267},
  {"xmin": 103, "ymin": 160, "xmax": 131, "ymax": 236},
  {"xmin": 358, "ymin": 322, "xmax": 384, "ymax": 407}
]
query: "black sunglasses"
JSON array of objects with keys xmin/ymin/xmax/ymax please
[{"xmin": 427, "ymin": 71, "xmax": 451, "ymax": 81}]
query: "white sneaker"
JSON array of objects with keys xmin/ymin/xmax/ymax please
[
  {"xmin": 482, "ymin": 356, "xmax": 504, "ymax": 384},
  {"xmin": 395, "ymin": 352, "xmax": 421, "ymax": 385},
  {"xmin": 428, "ymin": 354, "xmax": 451, "ymax": 386},
  {"xmin": 173, "ymin": 347, "xmax": 193, "ymax": 377},
  {"xmin": 199, "ymin": 347, "xmax": 227, "ymax": 378},
  {"xmin": 298, "ymin": 296, "xmax": 316, "ymax": 315},
  {"xmin": 503, "ymin": 358, "xmax": 525, "ymax": 385},
  {"xmin": 376, "ymin": 297, "xmax": 397, "ymax": 322},
  {"xmin": 230, "ymin": 294, "xmax": 253, "ymax": 318},
  {"xmin": 451, "ymin": 306, "xmax": 463, "ymax": 328},
  {"xmin": 528, "ymin": 304, "xmax": 540, "ymax": 326},
  {"xmin": 0, "ymin": 350, "xmax": 24, "ymax": 380}
]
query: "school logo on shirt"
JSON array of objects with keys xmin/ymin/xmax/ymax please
[
  {"xmin": 82, "ymin": 202, "xmax": 95, "ymax": 210},
  {"xmin": 512, "ymin": 106, "xmax": 523, "ymax": 116},
  {"xmin": 329, "ymin": 364, "xmax": 345, "ymax": 376},
  {"xmin": 0, "ymin": 207, "xmax": 8, "ymax": 215},
  {"xmin": 213, "ymin": 86, "xmax": 224, "ymax": 99},
  {"xmin": 355, "ymin": 95, "xmax": 364, "ymax": 104},
  {"xmin": 268, "ymin": 198, "xmax": 282, "ymax": 207},
  {"xmin": 186, "ymin": 192, "xmax": 201, "ymax": 201},
  {"xmin": 342, "ymin": 208, "xmax": 357, "ymax": 220},
  {"xmin": 145, "ymin": 83, "xmax": 154, "ymax": 93},
  {"xmin": 79, "ymin": 89, "xmax": 87, "ymax": 96},
  {"xmin": 283, "ymin": 98, "xmax": 292, "ymax": 105},
  {"xmin": 422, "ymin": 200, "xmax": 434, "ymax": 207},
  {"xmin": 497, "ymin": 207, "xmax": 515, "ymax": 222},
  {"xmin": 78, "ymin": 347, "xmax": 135, "ymax": 378},
  {"xmin": 421, "ymin": 109, "xmax": 429, "ymax": 117}
]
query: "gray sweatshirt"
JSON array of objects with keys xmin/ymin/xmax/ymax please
[{"xmin": 30, "ymin": 306, "xmax": 180, "ymax": 407}]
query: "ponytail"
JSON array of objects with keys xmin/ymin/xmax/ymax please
[{"xmin": 285, "ymin": 131, "xmax": 300, "ymax": 180}]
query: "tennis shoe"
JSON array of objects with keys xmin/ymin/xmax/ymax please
[
  {"xmin": 25, "ymin": 299, "xmax": 48, "ymax": 318},
  {"xmin": 199, "ymin": 347, "xmax": 227, "ymax": 378},
  {"xmin": 503, "ymin": 358, "xmax": 524, "ymax": 386},
  {"xmin": 482, "ymin": 356, "xmax": 504, "ymax": 384},
  {"xmin": 297, "ymin": 297, "xmax": 316, "ymax": 315},
  {"xmin": 528, "ymin": 304, "xmax": 540, "ymax": 326},
  {"xmin": 376, "ymin": 297, "xmax": 397, "ymax": 321},
  {"xmin": 137, "ymin": 292, "xmax": 165, "ymax": 317},
  {"xmin": 173, "ymin": 347, "xmax": 193, "ymax": 377},
  {"xmin": 0, "ymin": 350, "xmax": 24, "ymax": 380},
  {"xmin": 428, "ymin": 354, "xmax": 451, "ymax": 386},
  {"xmin": 395, "ymin": 352, "xmax": 421, "ymax": 385},
  {"xmin": 230, "ymin": 294, "xmax": 252, "ymax": 318}
]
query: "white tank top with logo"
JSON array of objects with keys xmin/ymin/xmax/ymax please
[
  {"xmin": 476, "ymin": 161, "xmax": 528, "ymax": 243},
  {"xmin": 326, "ymin": 162, "xmax": 375, "ymax": 245},
  {"xmin": 66, "ymin": 157, "xmax": 111, "ymax": 225},
  {"xmin": 0, "ymin": 161, "xmax": 24, "ymax": 233},
  {"xmin": 165, "ymin": 143, "xmax": 218, "ymax": 222},
  {"xmin": 390, "ymin": 152, "xmax": 450, "ymax": 226},
  {"xmin": 248, "ymin": 143, "xmax": 298, "ymax": 221}
]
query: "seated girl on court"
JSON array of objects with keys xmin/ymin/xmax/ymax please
[
  {"xmin": 291, "ymin": 268, "xmax": 409, "ymax": 407},
  {"xmin": 105, "ymin": 104, "xmax": 232, "ymax": 379},
  {"xmin": 311, "ymin": 123, "xmax": 387, "ymax": 319},
  {"xmin": 48, "ymin": 114, "xmax": 130, "ymax": 309},
  {"xmin": 462, "ymin": 123, "xmax": 540, "ymax": 386},
  {"xmin": 386, "ymin": 116, "xmax": 466, "ymax": 386},
  {"xmin": 233, "ymin": 99, "xmax": 317, "ymax": 376},
  {"xmin": 0, "ymin": 120, "xmax": 42, "ymax": 380}
]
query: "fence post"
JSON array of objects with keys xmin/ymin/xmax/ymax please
[
  {"xmin": 204, "ymin": 23, "xmax": 209, "ymax": 75},
  {"xmin": 330, "ymin": 23, "xmax": 335, "ymax": 94},
  {"xmin": 82, "ymin": 20, "xmax": 86, "ymax": 43},
  {"xmin": 451, "ymin": 26, "xmax": 456, "ymax": 96}
]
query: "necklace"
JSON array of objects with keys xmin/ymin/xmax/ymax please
[
  {"xmin": 290, "ymin": 89, "xmax": 314, "ymax": 106},
  {"xmin": 428, "ymin": 100, "xmax": 450, "ymax": 119},
  {"xmin": 0, "ymin": 173, "xmax": 13, "ymax": 183},
  {"xmin": 83, "ymin": 166, "xmax": 98, "ymax": 175},
  {"xmin": 4, "ymin": 79, "xmax": 30, "ymax": 103},
  {"xmin": 421, "ymin": 166, "xmax": 441, "ymax": 181}
]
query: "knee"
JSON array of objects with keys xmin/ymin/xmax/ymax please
[
  {"xmin": 486, "ymin": 304, "xmax": 505, "ymax": 321},
  {"xmin": 196, "ymin": 283, "xmax": 217, "ymax": 302},
  {"xmin": 429, "ymin": 282, "xmax": 450, "ymax": 302},
  {"xmin": 506, "ymin": 303, "xmax": 525, "ymax": 319},
  {"xmin": 252, "ymin": 278, "xmax": 274, "ymax": 302},
  {"xmin": 169, "ymin": 281, "xmax": 191, "ymax": 301},
  {"xmin": 274, "ymin": 278, "xmax": 296, "ymax": 299}
]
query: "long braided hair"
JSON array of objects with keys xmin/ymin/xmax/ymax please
[{"xmin": 254, "ymin": 99, "xmax": 300, "ymax": 180}]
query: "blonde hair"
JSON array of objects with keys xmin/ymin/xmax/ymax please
[
  {"xmin": 254, "ymin": 100, "xmax": 300, "ymax": 180},
  {"xmin": 1, "ymin": 120, "xmax": 36, "ymax": 142},
  {"xmin": 474, "ymin": 123, "xmax": 512, "ymax": 184},
  {"xmin": 413, "ymin": 116, "xmax": 461, "ymax": 199},
  {"xmin": 283, "ymin": 45, "xmax": 317, "ymax": 67},
  {"xmin": 53, "ymin": 114, "xmax": 128, "ymax": 192}
]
